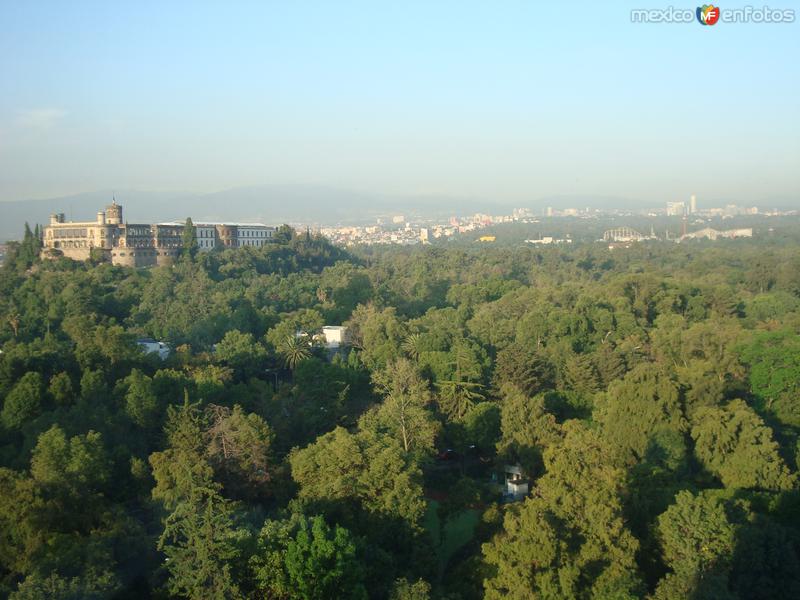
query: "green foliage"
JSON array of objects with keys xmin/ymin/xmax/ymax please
[
  {"xmin": 278, "ymin": 334, "xmax": 312, "ymax": 370},
  {"xmin": 434, "ymin": 339, "xmax": 487, "ymax": 421},
  {"xmin": 205, "ymin": 404, "xmax": 273, "ymax": 500},
  {"xmin": 564, "ymin": 352, "xmax": 601, "ymax": 396},
  {"xmin": 483, "ymin": 422, "xmax": 643, "ymax": 599},
  {"xmin": 653, "ymin": 490, "xmax": 736, "ymax": 598},
  {"xmin": 158, "ymin": 490, "xmax": 243, "ymax": 600},
  {"xmin": 1, "ymin": 371, "xmax": 44, "ymax": 429},
  {"xmin": 496, "ymin": 386, "xmax": 561, "ymax": 473},
  {"xmin": 214, "ymin": 329, "xmax": 268, "ymax": 378},
  {"xmin": 389, "ymin": 577, "xmax": 431, "ymax": 600},
  {"xmin": 251, "ymin": 514, "xmax": 368, "ymax": 600},
  {"xmin": 740, "ymin": 329, "xmax": 800, "ymax": 427},
  {"xmin": 285, "ymin": 516, "xmax": 367, "ymax": 600},
  {"xmin": 10, "ymin": 569, "xmax": 119, "ymax": 600},
  {"xmin": 363, "ymin": 358, "xmax": 439, "ymax": 456},
  {"xmin": 30, "ymin": 426, "xmax": 110, "ymax": 493},
  {"xmin": 151, "ymin": 402, "xmax": 244, "ymax": 600},
  {"xmin": 182, "ymin": 217, "xmax": 198, "ymax": 258},
  {"xmin": 289, "ymin": 426, "xmax": 427, "ymax": 526},
  {"xmin": 691, "ymin": 400, "xmax": 796, "ymax": 490},
  {"xmin": 120, "ymin": 368, "xmax": 160, "ymax": 428},
  {"xmin": 47, "ymin": 372, "xmax": 74, "ymax": 406},
  {"xmin": 1, "ymin": 227, "xmax": 800, "ymax": 598},
  {"xmin": 463, "ymin": 401, "xmax": 501, "ymax": 453},
  {"xmin": 729, "ymin": 516, "xmax": 800, "ymax": 600},
  {"xmin": 492, "ymin": 341, "xmax": 554, "ymax": 397},
  {"xmin": 594, "ymin": 364, "xmax": 686, "ymax": 464},
  {"xmin": 346, "ymin": 304, "xmax": 407, "ymax": 370}
]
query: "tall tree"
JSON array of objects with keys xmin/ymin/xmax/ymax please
[
  {"xmin": 691, "ymin": 400, "xmax": 796, "ymax": 491},
  {"xmin": 594, "ymin": 363, "xmax": 686, "ymax": 465},
  {"xmin": 364, "ymin": 358, "xmax": 438, "ymax": 456},
  {"xmin": 652, "ymin": 491, "xmax": 736, "ymax": 599},
  {"xmin": 740, "ymin": 329, "xmax": 800, "ymax": 427},
  {"xmin": 284, "ymin": 516, "xmax": 367, "ymax": 600},
  {"xmin": 495, "ymin": 386, "xmax": 561, "ymax": 473},
  {"xmin": 492, "ymin": 342, "xmax": 554, "ymax": 397},
  {"xmin": 279, "ymin": 334, "xmax": 312, "ymax": 371},
  {"xmin": 251, "ymin": 514, "xmax": 369, "ymax": 600},
  {"xmin": 204, "ymin": 404, "xmax": 273, "ymax": 500},
  {"xmin": 182, "ymin": 217, "xmax": 198, "ymax": 258},
  {"xmin": 289, "ymin": 426, "xmax": 427, "ymax": 527},
  {"xmin": 1, "ymin": 372, "xmax": 44, "ymax": 429},
  {"xmin": 150, "ymin": 402, "xmax": 243, "ymax": 599}
]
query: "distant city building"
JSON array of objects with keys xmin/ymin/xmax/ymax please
[
  {"xmin": 678, "ymin": 227, "xmax": 753, "ymax": 242},
  {"xmin": 602, "ymin": 227, "xmax": 648, "ymax": 243},
  {"xmin": 689, "ymin": 194, "xmax": 697, "ymax": 214},
  {"xmin": 545, "ymin": 206, "xmax": 554, "ymax": 217},
  {"xmin": 524, "ymin": 236, "xmax": 572, "ymax": 245},
  {"xmin": 391, "ymin": 215, "xmax": 405, "ymax": 224},
  {"xmin": 419, "ymin": 228, "xmax": 429, "ymax": 243},
  {"xmin": 666, "ymin": 201, "xmax": 686, "ymax": 216},
  {"xmin": 42, "ymin": 200, "xmax": 276, "ymax": 266},
  {"xmin": 478, "ymin": 235, "xmax": 496, "ymax": 242}
]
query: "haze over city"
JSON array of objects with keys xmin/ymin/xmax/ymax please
[{"xmin": 1, "ymin": 0, "xmax": 798, "ymax": 209}]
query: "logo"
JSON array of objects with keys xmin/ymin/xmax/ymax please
[{"xmin": 697, "ymin": 4, "xmax": 721, "ymax": 25}]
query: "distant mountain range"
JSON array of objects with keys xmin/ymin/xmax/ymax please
[{"xmin": 1, "ymin": 186, "xmax": 795, "ymax": 242}]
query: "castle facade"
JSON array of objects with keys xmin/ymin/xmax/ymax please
[{"xmin": 42, "ymin": 201, "xmax": 275, "ymax": 267}]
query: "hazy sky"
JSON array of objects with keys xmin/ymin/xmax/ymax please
[{"xmin": 0, "ymin": 0, "xmax": 798, "ymax": 205}]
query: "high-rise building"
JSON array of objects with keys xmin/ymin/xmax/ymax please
[{"xmin": 689, "ymin": 195, "xmax": 697, "ymax": 214}]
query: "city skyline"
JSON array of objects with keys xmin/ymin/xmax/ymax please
[{"xmin": 1, "ymin": 1, "xmax": 798, "ymax": 204}]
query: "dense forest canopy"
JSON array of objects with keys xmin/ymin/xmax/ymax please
[{"xmin": 1, "ymin": 223, "xmax": 800, "ymax": 599}]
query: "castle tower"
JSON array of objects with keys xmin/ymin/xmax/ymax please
[{"xmin": 105, "ymin": 199, "xmax": 123, "ymax": 225}]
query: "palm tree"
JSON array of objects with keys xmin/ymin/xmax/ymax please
[
  {"xmin": 436, "ymin": 379, "xmax": 484, "ymax": 421},
  {"xmin": 436, "ymin": 341, "xmax": 485, "ymax": 420},
  {"xmin": 401, "ymin": 333, "xmax": 423, "ymax": 361},
  {"xmin": 279, "ymin": 335, "xmax": 311, "ymax": 370}
]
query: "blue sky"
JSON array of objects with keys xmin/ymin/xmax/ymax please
[{"xmin": 0, "ymin": 0, "xmax": 798, "ymax": 205}]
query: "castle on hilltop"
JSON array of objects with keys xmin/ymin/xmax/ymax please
[{"xmin": 42, "ymin": 200, "xmax": 276, "ymax": 267}]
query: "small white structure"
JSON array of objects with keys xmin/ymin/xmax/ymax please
[
  {"xmin": 525, "ymin": 236, "xmax": 573, "ymax": 245},
  {"xmin": 322, "ymin": 326, "xmax": 349, "ymax": 349},
  {"xmin": 137, "ymin": 338, "xmax": 171, "ymax": 360},
  {"xmin": 504, "ymin": 465, "xmax": 529, "ymax": 501}
]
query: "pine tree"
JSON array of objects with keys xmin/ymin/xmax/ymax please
[
  {"xmin": 182, "ymin": 218, "xmax": 198, "ymax": 259},
  {"xmin": 150, "ymin": 402, "xmax": 243, "ymax": 599},
  {"xmin": 564, "ymin": 353, "xmax": 600, "ymax": 396}
]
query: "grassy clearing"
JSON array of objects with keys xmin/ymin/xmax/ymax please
[{"xmin": 423, "ymin": 500, "xmax": 480, "ymax": 573}]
